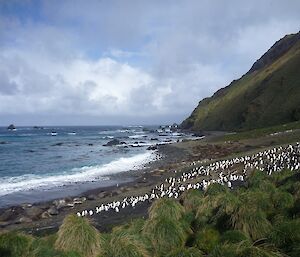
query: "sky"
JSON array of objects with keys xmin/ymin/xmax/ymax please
[{"xmin": 0, "ymin": 0, "xmax": 299, "ymax": 126}]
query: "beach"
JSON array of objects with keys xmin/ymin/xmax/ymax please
[
  {"xmin": 0, "ymin": 142, "xmax": 192, "ymax": 233},
  {"xmin": 1, "ymin": 126, "xmax": 299, "ymax": 234},
  {"xmin": 0, "ymin": 130, "xmax": 250, "ymax": 233}
]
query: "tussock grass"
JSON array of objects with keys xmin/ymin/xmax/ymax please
[
  {"xmin": 166, "ymin": 247, "xmax": 204, "ymax": 257},
  {"xmin": 148, "ymin": 198, "xmax": 185, "ymax": 221},
  {"xmin": 103, "ymin": 230, "xmax": 150, "ymax": 257},
  {"xmin": 143, "ymin": 216, "xmax": 188, "ymax": 256},
  {"xmin": 180, "ymin": 189, "xmax": 204, "ymax": 213},
  {"xmin": 55, "ymin": 214, "xmax": 102, "ymax": 257},
  {"xmin": 236, "ymin": 241, "xmax": 283, "ymax": 257},
  {"xmin": 270, "ymin": 219, "xmax": 300, "ymax": 255},
  {"xmin": 220, "ymin": 230, "xmax": 250, "ymax": 244},
  {"xmin": 3, "ymin": 167, "xmax": 300, "ymax": 257},
  {"xmin": 194, "ymin": 227, "xmax": 220, "ymax": 253},
  {"xmin": 229, "ymin": 201, "xmax": 271, "ymax": 240},
  {"xmin": 0, "ymin": 231, "xmax": 33, "ymax": 257},
  {"xmin": 205, "ymin": 183, "xmax": 228, "ymax": 196}
]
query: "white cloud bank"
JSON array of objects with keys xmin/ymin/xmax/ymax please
[{"xmin": 0, "ymin": 0, "xmax": 299, "ymax": 125}]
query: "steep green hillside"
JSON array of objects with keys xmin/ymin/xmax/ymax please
[{"xmin": 182, "ymin": 32, "xmax": 300, "ymax": 131}]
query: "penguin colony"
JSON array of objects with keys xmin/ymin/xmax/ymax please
[{"xmin": 77, "ymin": 143, "xmax": 300, "ymax": 217}]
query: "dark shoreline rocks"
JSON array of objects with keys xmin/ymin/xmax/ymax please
[
  {"xmin": 103, "ymin": 139, "xmax": 126, "ymax": 146},
  {"xmin": 147, "ymin": 145, "xmax": 158, "ymax": 150}
]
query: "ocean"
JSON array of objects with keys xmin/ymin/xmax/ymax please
[{"xmin": 0, "ymin": 125, "xmax": 191, "ymax": 207}]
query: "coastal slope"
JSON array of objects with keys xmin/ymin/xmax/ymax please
[{"xmin": 181, "ymin": 31, "xmax": 300, "ymax": 131}]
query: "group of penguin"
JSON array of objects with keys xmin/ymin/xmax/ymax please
[{"xmin": 77, "ymin": 143, "xmax": 300, "ymax": 217}]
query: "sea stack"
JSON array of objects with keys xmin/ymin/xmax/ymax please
[{"xmin": 7, "ymin": 124, "xmax": 16, "ymax": 130}]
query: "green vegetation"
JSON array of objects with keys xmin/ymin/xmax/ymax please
[
  {"xmin": 218, "ymin": 120, "xmax": 300, "ymax": 142},
  {"xmin": 1, "ymin": 169, "xmax": 300, "ymax": 257},
  {"xmin": 0, "ymin": 231, "xmax": 33, "ymax": 257},
  {"xmin": 182, "ymin": 32, "xmax": 300, "ymax": 131},
  {"xmin": 55, "ymin": 214, "xmax": 102, "ymax": 257}
]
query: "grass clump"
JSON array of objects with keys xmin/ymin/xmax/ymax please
[
  {"xmin": 0, "ymin": 231, "xmax": 32, "ymax": 257},
  {"xmin": 103, "ymin": 230, "xmax": 150, "ymax": 257},
  {"xmin": 193, "ymin": 227, "xmax": 220, "ymax": 253},
  {"xmin": 221, "ymin": 230, "xmax": 250, "ymax": 244},
  {"xmin": 148, "ymin": 198, "xmax": 185, "ymax": 220},
  {"xmin": 143, "ymin": 216, "xmax": 188, "ymax": 256},
  {"xmin": 166, "ymin": 247, "xmax": 204, "ymax": 257},
  {"xmin": 205, "ymin": 183, "xmax": 228, "ymax": 196},
  {"xmin": 229, "ymin": 198, "xmax": 271, "ymax": 240},
  {"xmin": 270, "ymin": 219, "xmax": 300, "ymax": 256},
  {"xmin": 180, "ymin": 189, "xmax": 204, "ymax": 213},
  {"xmin": 55, "ymin": 214, "xmax": 102, "ymax": 257}
]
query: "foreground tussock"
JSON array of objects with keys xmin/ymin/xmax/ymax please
[
  {"xmin": 55, "ymin": 214, "xmax": 102, "ymax": 257},
  {"xmin": 1, "ymin": 168, "xmax": 300, "ymax": 257}
]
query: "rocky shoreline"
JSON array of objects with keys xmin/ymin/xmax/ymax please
[{"xmin": 0, "ymin": 143, "xmax": 192, "ymax": 234}]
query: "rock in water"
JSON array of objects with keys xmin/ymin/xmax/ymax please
[
  {"xmin": 7, "ymin": 124, "xmax": 16, "ymax": 130},
  {"xmin": 103, "ymin": 139, "xmax": 121, "ymax": 146}
]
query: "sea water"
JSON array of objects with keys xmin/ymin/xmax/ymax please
[{"xmin": 0, "ymin": 125, "xmax": 189, "ymax": 207}]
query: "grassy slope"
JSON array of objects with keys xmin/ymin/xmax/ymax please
[
  {"xmin": 182, "ymin": 33, "xmax": 300, "ymax": 131},
  {"xmin": 218, "ymin": 120, "xmax": 300, "ymax": 142}
]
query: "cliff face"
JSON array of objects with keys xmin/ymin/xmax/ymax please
[{"xmin": 182, "ymin": 31, "xmax": 300, "ymax": 131}]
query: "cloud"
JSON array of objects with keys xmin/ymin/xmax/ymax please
[
  {"xmin": 0, "ymin": 0, "xmax": 299, "ymax": 125},
  {"xmin": 0, "ymin": 50, "xmax": 154, "ymax": 115}
]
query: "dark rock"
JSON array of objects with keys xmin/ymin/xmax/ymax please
[
  {"xmin": 25, "ymin": 149, "xmax": 35, "ymax": 153},
  {"xmin": 7, "ymin": 124, "xmax": 16, "ymax": 130},
  {"xmin": 147, "ymin": 145, "xmax": 158, "ymax": 150},
  {"xmin": 248, "ymin": 32, "xmax": 300, "ymax": 74},
  {"xmin": 64, "ymin": 196, "xmax": 73, "ymax": 202},
  {"xmin": 111, "ymin": 191, "xmax": 121, "ymax": 197},
  {"xmin": 151, "ymin": 138, "xmax": 158, "ymax": 141},
  {"xmin": 0, "ymin": 221, "xmax": 12, "ymax": 228},
  {"xmin": 52, "ymin": 142, "xmax": 64, "ymax": 146},
  {"xmin": 138, "ymin": 180, "xmax": 148, "ymax": 184},
  {"xmin": 87, "ymin": 194, "xmax": 97, "ymax": 200},
  {"xmin": 98, "ymin": 192, "xmax": 106, "ymax": 198},
  {"xmin": 47, "ymin": 206, "xmax": 59, "ymax": 215},
  {"xmin": 0, "ymin": 206, "xmax": 24, "ymax": 222},
  {"xmin": 103, "ymin": 139, "xmax": 121, "ymax": 146},
  {"xmin": 24, "ymin": 206, "xmax": 43, "ymax": 219}
]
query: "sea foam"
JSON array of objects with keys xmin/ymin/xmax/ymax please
[{"xmin": 0, "ymin": 151, "xmax": 158, "ymax": 197}]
